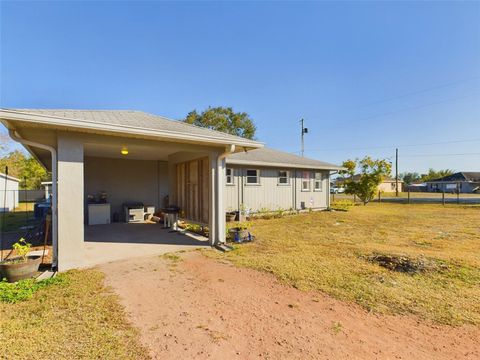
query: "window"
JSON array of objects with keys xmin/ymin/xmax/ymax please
[
  {"xmin": 301, "ymin": 171, "xmax": 311, "ymax": 191},
  {"xmin": 391, "ymin": 182, "xmax": 396, "ymax": 190},
  {"xmin": 246, "ymin": 169, "xmax": 259, "ymax": 184},
  {"xmin": 278, "ymin": 170, "xmax": 290, "ymax": 185},
  {"xmin": 314, "ymin": 172, "xmax": 323, "ymax": 191},
  {"xmin": 226, "ymin": 168, "xmax": 234, "ymax": 185}
]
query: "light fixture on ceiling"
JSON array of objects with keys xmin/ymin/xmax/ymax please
[{"xmin": 121, "ymin": 147, "xmax": 129, "ymax": 155}]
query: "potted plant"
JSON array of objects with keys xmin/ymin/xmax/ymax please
[
  {"xmin": 0, "ymin": 238, "xmax": 42, "ymax": 283},
  {"xmin": 226, "ymin": 208, "xmax": 236, "ymax": 222},
  {"xmin": 228, "ymin": 222, "xmax": 251, "ymax": 243}
]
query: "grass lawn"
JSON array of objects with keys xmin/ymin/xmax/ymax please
[
  {"xmin": 0, "ymin": 203, "xmax": 36, "ymax": 232},
  {"xmin": 212, "ymin": 203, "xmax": 480, "ymax": 326},
  {"xmin": 0, "ymin": 211, "xmax": 36, "ymax": 232},
  {"xmin": 0, "ymin": 270, "xmax": 148, "ymax": 359}
]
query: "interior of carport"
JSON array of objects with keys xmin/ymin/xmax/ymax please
[{"xmin": 81, "ymin": 137, "xmax": 215, "ymax": 267}]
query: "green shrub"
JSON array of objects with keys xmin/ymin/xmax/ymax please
[
  {"xmin": 0, "ymin": 276, "xmax": 65, "ymax": 303},
  {"xmin": 331, "ymin": 200, "xmax": 355, "ymax": 211}
]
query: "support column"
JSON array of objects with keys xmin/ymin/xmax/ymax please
[
  {"xmin": 57, "ymin": 134, "xmax": 84, "ymax": 271},
  {"xmin": 216, "ymin": 157, "xmax": 226, "ymax": 244},
  {"xmin": 208, "ymin": 153, "xmax": 217, "ymax": 246}
]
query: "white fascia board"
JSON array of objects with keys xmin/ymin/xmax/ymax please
[
  {"xmin": 0, "ymin": 109, "xmax": 263, "ymax": 150},
  {"xmin": 0, "ymin": 173, "xmax": 20, "ymax": 182},
  {"xmin": 226, "ymin": 159, "xmax": 345, "ymax": 171}
]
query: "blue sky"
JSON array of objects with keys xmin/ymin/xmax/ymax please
[{"xmin": 1, "ymin": 1, "xmax": 479, "ymax": 173}]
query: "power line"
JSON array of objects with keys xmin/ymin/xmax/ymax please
[
  {"xmin": 360, "ymin": 75, "xmax": 480, "ymax": 108},
  {"xmin": 356, "ymin": 92, "xmax": 479, "ymax": 123},
  {"xmin": 295, "ymin": 137, "xmax": 480, "ymax": 153},
  {"xmin": 400, "ymin": 152, "xmax": 480, "ymax": 158}
]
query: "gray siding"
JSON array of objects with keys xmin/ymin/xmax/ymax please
[
  {"xmin": 427, "ymin": 181, "xmax": 479, "ymax": 193},
  {"xmin": 224, "ymin": 166, "xmax": 330, "ymax": 212}
]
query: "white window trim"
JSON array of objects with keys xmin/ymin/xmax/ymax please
[
  {"xmin": 277, "ymin": 170, "xmax": 290, "ymax": 186},
  {"xmin": 245, "ymin": 169, "xmax": 260, "ymax": 185},
  {"xmin": 301, "ymin": 171, "xmax": 311, "ymax": 192},
  {"xmin": 314, "ymin": 172, "xmax": 323, "ymax": 192},
  {"xmin": 226, "ymin": 168, "xmax": 234, "ymax": 186}
]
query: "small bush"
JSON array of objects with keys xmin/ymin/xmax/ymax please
[
  {"xmin": 331, "ymin": 200, "xmax": 355, "ymax": 211},
  {"xmin": 0, "ymin": 276, "xmax": 65, "ymax": 303}
]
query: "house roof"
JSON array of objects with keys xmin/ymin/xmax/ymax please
[
  {"xmin": 0, "ymin": 109, "xmax": 263, "ymax": 149},
  {"xmin": 226, "ymin": 147, "xmax": 344, "ymax": 170},
  {"xmin": 428, "ymin": 172, "xmax": 480, "ymax": 182},
  {"xmin": 0, "ymin": 172, "xmax": 20, "ymax": 182}
]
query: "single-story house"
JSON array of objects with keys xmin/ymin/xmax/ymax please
[
  {"xmin": 0, "ymin": 172, "xmax": 20, "ymax": 212},
  {"xmin": 425, "ymin": 172, "xmax": 480, "ymax": 193},
  {"xmin": 335, "ymin": 175, "xmax": 403, "ymax": 193},
  {"xmin": 41, "ymin": 181, "xmax": 53, "ymax": 200},
  {"xmin": 0, "ymin": 109, "xmax": 342, "ymax": 271},
  {"xmin": 224, "ymin": 147, "xmax": 340, "ymax": 212},
  {"xmin": 404, "ymin": 181, "xmax": 427, "ymax": 192}
]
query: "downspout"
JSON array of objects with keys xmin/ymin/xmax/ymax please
[
  {"xmin": 216, "ymin": 144, "xmax": 236, "ymax": 245},
  {"xmin": 9, "ymin": 130, "xmax": 58, "ymax": 269}
]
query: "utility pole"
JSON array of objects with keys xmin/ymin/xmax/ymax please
[
  {"xmin": 300, "ymin": 119, "xmax": 308, "ymax": 157},
  {"xmin": 395, "ymin": 148, "xmax": 399, "ymax": 197}
]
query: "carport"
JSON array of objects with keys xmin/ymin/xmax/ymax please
[{"xmin": 0, "ymin": 109, "xmax": 262, "ymax": 271}]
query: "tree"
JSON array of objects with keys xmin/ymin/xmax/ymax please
[
  {"xmin": 420, "ymin": 168, "xmax": 455, "ymax": 182},
  {"xmin": 340, "ymin": 157, "xmax": 392, "ymax": 205},
  {"xmin": 0, "ymin": 150, "xmax": 50, "ymax": 189},
  {"xmin": 400, "ymin": 172, "xmax": 420, "ymax": 185},
  {"xmin": 183, "ymin": 107, "xmax": 256, "ymax": 139}
]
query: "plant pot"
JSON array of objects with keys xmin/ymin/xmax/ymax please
[
  {"xmin": 229, "ymin": 228, "xmax": 249, "ymax": 242},
  {"xmin": 226, "ymin": 212, "xmax": 236, "ymax": 222},
  {"xmin": 0, "ymin": 256, "xmax": 42, "ymax": 283}
]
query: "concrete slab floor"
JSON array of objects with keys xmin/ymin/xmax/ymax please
[{"xmin": 83, "ymin": 222, "xmax": 209, "ymax": 267}]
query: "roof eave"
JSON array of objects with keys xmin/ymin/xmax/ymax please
[
  {"xmin": 226, "ymin": 159, "xmax": 345, "ymax": 171},
  {"xmin": 0, "ymin": 173, "xmax": 20, "ymax": 182},
  {"xmin": 0, "ymin": 109, "xmax": 263, "ymax": 150}
]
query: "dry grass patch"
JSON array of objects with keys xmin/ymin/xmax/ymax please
[
  {"xmin": 0, "ymin": 270, "xmax": 148, "ymax": 359},
  {"xmin": 209, "ymin": 203, "xmax": 480, "ymax": 325}
]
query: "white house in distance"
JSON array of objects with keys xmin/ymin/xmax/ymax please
[
  {"xmin": 0, "ymin": 109, "xmax": 342, "ymax": 271},
  {"xmin": 0, "ymin": 172, "xmax": 20, "ymax": 212}
]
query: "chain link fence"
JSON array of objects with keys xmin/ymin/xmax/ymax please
[
  {"xmin": 331, "ymin": 191, "xmax": 480, "ymax": 205},
  {"xmin": 1, "ymin": 189, "xmax": 51, "ymax": 258}
]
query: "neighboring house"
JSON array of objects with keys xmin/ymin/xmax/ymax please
[
  {"xmin": 41, "ymin": 181, "xmax": 53, "ymax": 200},
  {"xmin": 0, "ymin": 172, "xmax": 20, "ymax": 212},
  {"xmin": 336, "ymin": 175, "xmax": 403, "ymax": 193},
  {"xmin": 0, "ymin": 109, "xmax": 342, "ymax": 271},
  {"xmin": 404, "ymin": 181, "xmax": 427, "ymax": 192},
  {"xmin": 425, "ymin": 172, "xmax": 480, "ymax": 193}
]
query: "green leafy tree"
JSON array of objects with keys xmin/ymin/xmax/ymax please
[
  {"xmin": 340, "ymin": 157, "xmax": 392, "ymax": 205},
  {"xmin": 420, "ymin": 168, "xmax": 455, "ymax": 182},
  {"xmin": 0, "ymin": 150, "xmax": 50, "ymax": 189},
  {"xmin": 184, "ymin": 107, "xmax": 256, "ymax": 139},
  {"xmin": 400, "ymin": 172, "xmax": 420, "ymax": 185}
]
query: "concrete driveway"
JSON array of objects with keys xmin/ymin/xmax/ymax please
[{"xmin": 83, "ymin": 223, "xmax": 209, "ymax": 267}]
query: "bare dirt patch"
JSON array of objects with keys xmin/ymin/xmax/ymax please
[{"xmin": 100, "ymin": 251, "xmax": 479, "ymax": 360}]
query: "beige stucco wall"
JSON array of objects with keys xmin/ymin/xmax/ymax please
[
  {"xmin": 225, "ymin": 166, "xmax": 330, "ymax": 212},
  {"xmin": 57, "ymin": 134, "xmax": 85, "ymax": 271},
  {"xmin": 378, "ymin": 181, "xmax": 403, "ymax": 193},
  {"xmin": 84, "ymin": 156, "xmax": 169, "ymax": 219}
]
